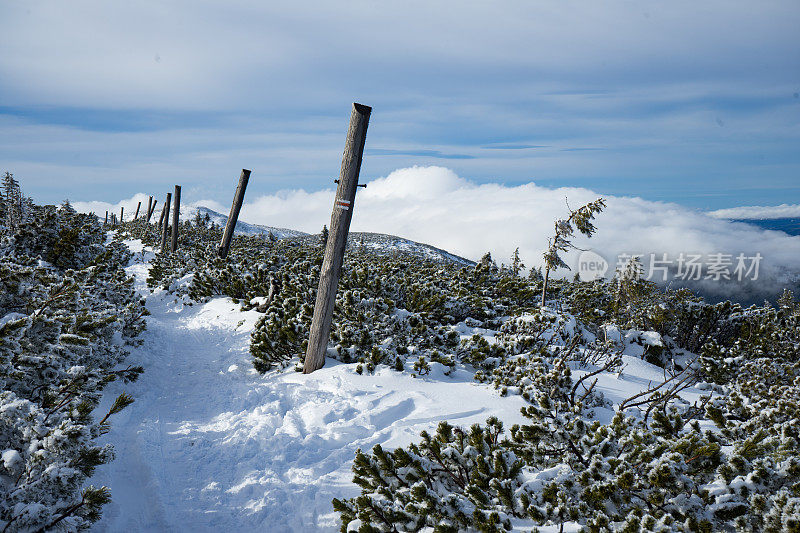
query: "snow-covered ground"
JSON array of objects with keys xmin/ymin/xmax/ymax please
[
  {"xmin": 90, "ymin": 239, "xmax": 709, "ymax": 532},
  {"xmin": 89, "ymin": 241, "xmax": 528, "ymax": 532}
]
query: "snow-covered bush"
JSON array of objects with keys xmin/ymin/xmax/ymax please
[
  {"xmin": 335, "ymin": 291, "xmax": 800, "ymax": 532},
  {"xmin": 1, "ymin": 187, "xmax": 145, "ymax": 531},
  {"xmin": 332, "ymin": 417, "xmax": 524, "ymax": 532},
  {"xmin": 130, "ymin": 217, "xmax": 800, "ymax": 531}
]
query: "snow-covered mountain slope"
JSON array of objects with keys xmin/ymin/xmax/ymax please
[
  {"xmin": 194, "ymin": 206, "xmax": 307, "ymax": 239},
  {"xmin": 88, "ymin": 241, "xmax": 523, "ymax": 532},
  {"xmin": 292, "ymin": 231, "xmax": 474, "ymax": 266},
  {"xmin": 195, "ymin": 206, "xmax": 474, "ymax": 265},
  {"xmin": 89, "ymin": 239, "xmax": 711, "ymax": 532}
]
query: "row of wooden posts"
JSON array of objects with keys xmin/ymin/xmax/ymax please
[
  {"xmin": 101, "ymin": 102, "xmax": 371, "ymax": 375},
  {"xmin": 103, "ymin": 169, "xmax": 252, "ymax": 260}
]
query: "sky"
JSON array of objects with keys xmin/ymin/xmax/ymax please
[{"xmin": 2, "ymin": 1, "xmax": 799, "ymax": 210}]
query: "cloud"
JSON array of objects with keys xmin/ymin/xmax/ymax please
[
  {"xmin": 72, "ymin": 193, "xmax": 226, "ymax": 223},
  {"xmin": 157, "ymin": 165, "xmax": 798, "ymax": 303},
  {"xmin": 72, "ymin": 193, "xmax": 154, "ymax": 222},
  {"xmin": 3, "ymin": 1, "xmax": 799, "ymax": 211},
  {"xmin": 709, "ymin": 204, "xmax": 800, "ymax": 220}
]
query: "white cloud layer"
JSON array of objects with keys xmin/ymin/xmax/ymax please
[
  {"xmin": 74, "ymin": 166, "xmax": 800, "ymax": 303},
  {"xmin": 709, "ymin": 204, "xmax": 800, "ymax": 220},
  {"xmin": 72, "ymin": 194, "xmax": 226, "ymax": 223}
]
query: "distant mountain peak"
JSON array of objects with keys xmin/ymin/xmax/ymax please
[
  {"xmin": 195, "ymin": 207, "xmax": 473, "ymax": 265},
  {"xmin": 193, "ymin": 206, "xmax": 308, "ymax": 239}
]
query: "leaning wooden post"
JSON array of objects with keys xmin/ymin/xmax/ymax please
[
  {"xmin": 104, "ymin": 211, "xmax": 108, "ymax": 226},
  {"xmin": 148, "ymin": 199, "xmax": 158, "ymax": 224},
  {"xmin": 134, "ymin": 201, "xmax": 141, "ymax": 220},
  {"xmin": 170, "ymin": 185, "xmax": 181, "ymax": 253},
  {"xmin": 160, "ymin": 192, "xmax": 171, "ymax": 251},
  {"xmin": 218, "ymin": 169, "xmax": 251, "ymax": 258},
  {"xmin": 158, "ymin": 194, "xmax": 169, "ymax": 232},
  {"xmin": 303, "ymin": 103, "xmax": 371, "ymax": 374}
]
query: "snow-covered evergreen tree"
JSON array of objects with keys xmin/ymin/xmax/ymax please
[{"xmin": 1, "ymin": 186, "xmax": 146, "ymax": 531}]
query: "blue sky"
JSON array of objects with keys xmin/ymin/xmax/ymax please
[{"xmin": 1, "ymin": 1, "xmax": 798, "ymax": 210}]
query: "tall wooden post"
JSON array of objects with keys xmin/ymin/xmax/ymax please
[
  {"xmin": 104, "ymin": 211, "xmax": 108, "ymax": 226},
  {"xmin": 218, "ymin": 169, "xmax": 251, "ymax": 258},
  {"xmin": 303, "ymin": 103, "xmax": 371, "ymax": 374},
  {"xmin": 134, "ymin": 201, "xmax": 141, "ymax": 220},
  {"xmin": 170, "ymin": 185, "xmax": 181, "ymax": 253},
  {"xmin": 120, "ymin": 206, "xmax": 124, "ymax": 224},
  {"xmin": 160, "ymin": 192, "xmax": 171, "ymax": 252}
]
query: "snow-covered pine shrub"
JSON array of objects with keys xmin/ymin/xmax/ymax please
[
  {"xmin": 1, "ymin": 192, "xmax": 146, "ymax": 531},
  {"xmin": 335, "ymin": 289, "xmax": 800, "ymax": 532},
  {"xmin": 332, "ymin": 417, "xmax": 525, "ymax": 533},
  {"xmin": 136, "ymin": 220, "xmax": 539, "ymax": 373}
]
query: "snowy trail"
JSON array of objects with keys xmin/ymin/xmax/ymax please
[{"xmin": 89, "ymin": 243, "xmax": 529, "ymax": 532}]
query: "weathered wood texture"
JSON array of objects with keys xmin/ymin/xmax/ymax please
[
  {"xmin": 120, "ymin": 207, "xmax": 124, "ymax": 223},
  {"xmin": 134, "ymin": 201, "xmax": 141, "ymax": 220},
  {"xmin": 170, "ymin": 185, "xmax": 181, "ymax": 253},
  {"xmin": 104, "ymin": 211, "xmax": 108, "ymax": 226},
  {"xmin": 218, "ymin": 169, "xmax": 251, "ymax": 258},
  {"xmin": 303, "ymin": 103, "xmax": 371, "ymax": 374},
  {"xmin": 160, "ymin": 192, "xmax": 172, "ymax": 251}
]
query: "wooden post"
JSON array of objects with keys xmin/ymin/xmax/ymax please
[
  {"xmin": 104, "ymin": 211, "xmax": 108, "ymax": 226},
  {"xmin": 160, "ymin": 192, "xmax": 171, "ymax": 251},
  {"xmin": 170, "ymin": 185, "xmax": 181, "ymax": 253},
  {"xmin": 158, "ymin": 194, "xmax": 168, "ymax": 232},
  {"xmin": 148, "ymin": 199, "xmax": 158, "ymax": 224},
  {"xmin": 120, "ymin": 206, "xmax": 124, "ymax": 224},
  {"xmin": 146, "ymin": 196, "xmax": 153, "ymax": 220},
  {"xmin": 134, "ymin": 201, "xmax": 141, "ymax": 220},
  {"xmin": 303, "ymin": 103, "xmax": 371, "ymax": 374},
  {"xmin": 218, "ymin": 169, "xmax": 251, "ymax": 258}
]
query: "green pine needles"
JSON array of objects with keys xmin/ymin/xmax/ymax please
[
  {"xmin": 131, "ymin": 203, "xmax": 800, "ymax": 532},
  {"xmin": 1, "ymin": 176, "xmax": 146, "ymax": 532}
]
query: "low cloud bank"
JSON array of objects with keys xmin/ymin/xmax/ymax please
[
  {"xmin": 709, "ymin": 204, "xmax": 800, "ymax": 220},
  {"xmin": 75, "ymin": 166, "xmax": 800, "ymax": 304}
]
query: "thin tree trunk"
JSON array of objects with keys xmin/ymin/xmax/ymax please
[{"xmin": 541, "ymin": 268, "xmax": 550, "ymax": 308}]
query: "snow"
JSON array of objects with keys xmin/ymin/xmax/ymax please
[
  {"xmin": 90, "ymin": 239, "xmax": 712, "ymax": 531},
  {"xmin": 0, "ymin": 312, "xmax": 27, "ymax": 329},
  {"xmin": 1, "ymin": 449, "xmax": 22, "ymax": 470},
  {"xmin": 89, "ymin": 242, "xmax": 527, "ymax": 532}
]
